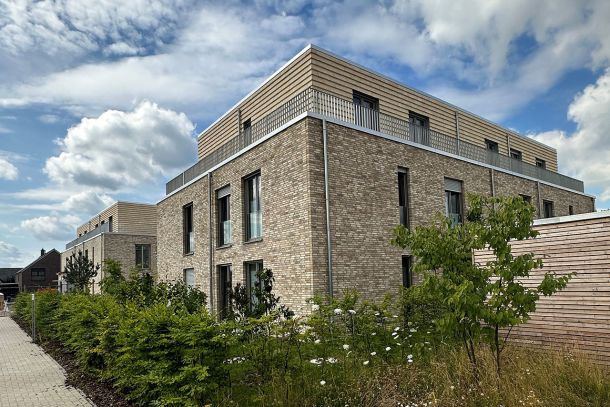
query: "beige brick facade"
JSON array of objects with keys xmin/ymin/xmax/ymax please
[{"xmin": 158, "ymin": 117, "xmax": 594, "ymax": 312}]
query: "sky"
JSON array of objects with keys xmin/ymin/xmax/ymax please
[{"xmin": 1, "ymin": 0, "xmax": 610, "ymax": 267}]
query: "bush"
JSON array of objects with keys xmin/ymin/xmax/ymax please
[{"xmin": 12, "ymin": 289, "xmax": 60, "ymax": 341}]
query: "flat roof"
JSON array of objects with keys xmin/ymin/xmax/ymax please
[{"xmin": 534, "ymin": 210, "xmax": 610, "ymax": 226}]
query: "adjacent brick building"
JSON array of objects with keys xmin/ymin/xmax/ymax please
[
  {"xmin": 16, "ymin": 249, "xmax": 60, "ymax": 292},
  {"xmin": 60, "ymin": 202, "xmax": 157, "ymax": 293},
  {"xmin": 158, "ymin": 45, "xmax": 594, "ymax": 315}
]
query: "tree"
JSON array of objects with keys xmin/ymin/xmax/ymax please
[
  {"xmin": 392, "ymin": 194, "xmax": 572, "ymax": 375},
  {"xmin": 64, "ymin": 251, "xmax": 100, "ymax": 292}
]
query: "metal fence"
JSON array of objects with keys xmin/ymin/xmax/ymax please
[
  {"xmin": 65, "ymin": 222, "xmax": 110, "ymax": 250},
  {"xmin": 166, "ymin": 88, "xmax": 584, "ymax": 194}
]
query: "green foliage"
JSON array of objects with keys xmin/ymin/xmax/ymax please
[
  {"xmin": 64, "ymin": 250, "xmax": 100, "ymax": 292},
  {"xmin": 229, "ymin": 268, "xmax": 293, "ymax": 319},
  {"xmin": 392, "ymin": 194, "xmax": 573, "ymax": 374},
  {"xmin": 12, "ymin": 289, "xmax": 61, "ymax": 341}
]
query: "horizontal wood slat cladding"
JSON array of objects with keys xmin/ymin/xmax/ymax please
[
  {"xmin": 197, "ymin": 49, "xmax": 314, "ymax": 159},
  {"xmin": 196, "ymin": 45, "xmax": 559, "ymax": 173},
  {"xmin": 77, "ymin": 204, "xmax": 119, "ymax": 236},
  {"xmin": 115, "ymin": 202, "xmax": 157, "ymax": 236},
  {"xmin": 474, "ymin": 215, "xmax": 610, "ymax": 364}
]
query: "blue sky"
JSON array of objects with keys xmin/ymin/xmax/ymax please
[{"xmin": 1, "ymin": 0, "xmax": 610, "ymax": 267}]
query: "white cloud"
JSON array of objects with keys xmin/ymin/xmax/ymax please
[
  {"xmin": 38, "ymin": 114, "xmax": 59, "ymax": 124},
  {"xmin": 530, "ymin": 69, "xmax": 610, "ymax": 203},
  {"xmin": 44, "ymin": 101, "xmax": 196, "ymax": 190},
  {"xmin": 20, "ymin": 214, "xmax": 81, "ymax": 241},
  {"xmin": 0, "ymin": 240, "xmax": 23, "ymax": 266},
  {"xmin": 0, "ymin": 157, "xmax": 18, "ymax": 180}
]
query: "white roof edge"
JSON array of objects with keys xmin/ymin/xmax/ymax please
[
  {"xmin": 196, "ymin": 44, "xmax": 314, "ymax": 140},
  {"xmin": 533, "ymin": 210, "xmax": 610, "ymax": 226}
]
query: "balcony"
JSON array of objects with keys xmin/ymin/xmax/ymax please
[
  {"xmin": 166, "ymin": 88, "xmax": 584, "ymax": 194},
  {"xmin": 65, "ymin": 222, "xmax": 110, "ymax": 250}
]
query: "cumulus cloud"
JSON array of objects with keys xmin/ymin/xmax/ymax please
[
  {"xmin": 44, "ymin": 101, "xmax": 196, "ymax": 190},
  {"xmin": 530, "ymin": 69, "xmax": 610, "ymax": 202},
  {"xmin": 0, "ymin": 157, "xmax": 18, "ymax": 180},
  {"xmin": 20, "ymin": 214, "xmax": 81, "ymax": 241}
]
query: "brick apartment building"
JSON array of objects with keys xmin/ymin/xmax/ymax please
[
  {"xmin": 60, "ymin": 201, "xmax": 157, "ymax": 293},
  {"xmin": 16, "ymin": 249, "xmax": 60, "ymax": 292},
  {"xmin": 157, "ymin": 45, "xmax": 594, "ymax": 315}
]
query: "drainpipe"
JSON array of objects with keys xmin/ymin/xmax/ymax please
[
  {"xmin": 208, "ymin": 172, "xmax": 214, "ymax": 312},
  {"xmin": 322, "ymin": 119, "xmax": 333, "ymax": 300}
]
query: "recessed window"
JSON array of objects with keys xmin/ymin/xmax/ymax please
[
  {"xmin": 510, "ymin": 149, "xmax": 522, "ymax": 160},
  {"xmin": 245, "ymin": 260, "xmax": 263, "ymax": 310},
  {"xmin": 520, "ymin": 194, "xmax": 532, "ymax": 204},
  {"xmin": 408, "ymin": 111, "xmax": 430, "ymax": 145},
  {"xmin": 183, "ymin": 203, "xmax": 194, "ymax": 254},
  {"xmin": 353, "ymin": 90, "xmax": 379, "ymax": 130},
  {"xmin": 535, "ymin": 158, "xmax": 546, "ymax": 169},
  {"xmin": 243, "ymin": 118, "xmax": 252, "ymax": 145},
  {"xmin": 445, "ymin": 178, "xmax": 463, "ymax": 225},
  {"xmin": 485, "ymin": 139, "xmax": 499, "ymax": 153},
  {"xmin": 398, "ymin": 168, "xmax": 409, "ymax": 228},
  {"xmin": 569, "ymin": 205, "xmax": 574, "ymax": 215},
  {"xmin": 217, "ymin": 186, "xmax": 232, "ymax": 246},
  {"xmin": 244, "ymin": 172, "xmax": 262, "ymax": 241},
  {"xmin": 402, "ymin": 256, "xmax": 412, "ymax": 288},
  {"xmin": 183, "ymin": 268, "xmax": 195, "ymax": 288},
  {"xmin": 31, "ymin": 268, "xmax": 46, "ymax": 282},
  {"xmin": 543, "ymin": 200, "xmax": 554, "ymax": 218},
  {"xmin": 108, "ymin": 216, "xmax": 113, "ymax": 232},
  {"xmin": 135, "ymin": 244, "xmax": 151, "ymax": 270},
  {"xmin": 218, "ymin": 264, "xmax": 232, "ymax": 319}
]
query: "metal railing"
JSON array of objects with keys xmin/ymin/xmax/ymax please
[
  {"xmin": 166, "ymin": 88, "xmax": 584, "ymax": 194},
  {"xmin": 65, "ymin": 222, "xmax": 110, "ymax": 250}
]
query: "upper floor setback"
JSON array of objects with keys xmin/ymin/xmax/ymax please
[
  {"xmin": 166, "ymin": 45, "xmax": 584, "ymax": 196},
  {"xmin": 198, "ymin": 45, "xmax": 558, "ymax": 171},
  {"xmin": 67, "ymin": 201, "xmax": 157, "ymax": 249}
]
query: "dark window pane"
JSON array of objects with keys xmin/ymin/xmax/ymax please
[
  {"xmin": 183, "ymin": 204, "xmax": 193, "ymax": 254},
  {"xmin": 402, "ymin": 256, "xmax": 412, "ymax": 288},
  {"xmin": 218, "ymin": 191, "xmax": 232, "ymax": 246},
  {"xmin": 398, "ymin": 170, "xmax": 409, "ymax": 228},
  {"xmin": 245, "ymin": 173, "xmax": 262, "ymax": 240}
]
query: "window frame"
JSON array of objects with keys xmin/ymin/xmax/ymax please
[
  {"xmin": 352, "ymin": 90, "xmax": 379, "ymax": 130},
  {"xmin": 520, "ymin": 194, "xmax": 532, "ymax": 205},
  {"xmin": 217, "ymin": 264, "xmax": 232, "ymax": 319},
  {"xmin": 510, "ymin": 149, "xmax": 523, "ymax": 161},
  {"xmin": 244, "ymin": 260, "xmax": 263, "ymax": 311},
  {"xmin": 398, "ymin": 168, "xmax": 409, "ymax": 229},
  {"xmin": 535, "ymin": 158, "xmax": 547, "ymax": 169},
  {"xmin": 135, "ymin": 244, "xmax": 151, "ymax": 270},
  {"xmin": 444, "ymin": 178, "xmax": 464, "ymax": 225},
  {"xmin": 31, "ymin": 267, "xmax": 46, "ymax": 282},
  {"xmin": 485, "ymin": 139, "xmax": 499, "ymax": 153},
  {"xmin": 183, "ymin": 203, "xmax": 194, "ymax": 255},
  {"xmin": 402, "ymin": 256, "xmax": 412, "ymax": 288},
  {"xmin": 543, "ymin": 200, "xmax": 554, "ymax": 218},
  {"xmin": 183, "ymin": 268, "xmax": 195, "ymax": 288},
  {"xmin": 243, "ymin": 171, "xmax": 262, "ymax": 242},
  {"xmin": 217, "ymin": 186, "xmax": 232, "ymax": 247},
  {"xmin": 569, "ymin": 205, "xmax": 574, "ymax": 215}
]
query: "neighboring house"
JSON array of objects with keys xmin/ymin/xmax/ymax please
[
  {"xmin": 16, "ymin": 249, "xmax": 60, "ymax": 292},
  {"xmin": 157, "ymin": 44, "xmax": 594, "ymax": 315},
  {"xmin": 475, "ymin": 211, "xmax": 610, "ymax": 364},
  {"xmin": 0, "ymin": 268, "xmax": 20, "ymax": 302},
  {"xmin": 60, "ymin": 201, "xmax": 157, "ymax": 293}
]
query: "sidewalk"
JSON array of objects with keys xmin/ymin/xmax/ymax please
[{"xmin": 0, "ymin": 316, "xmax": 94, "ymax": 407}]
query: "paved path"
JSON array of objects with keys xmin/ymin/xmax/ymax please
[{"xmin": 0, "ymin": 316, "xmax": 94, "ymax": 407}]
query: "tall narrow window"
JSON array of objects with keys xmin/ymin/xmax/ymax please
[
  {"xmin": 445, "ymin": 178, "xmax": 463, "ymax": 225},
  {"xmin": 108, "ymin": 216, "xmax": 113, "ymax": 232},
  {"xmin": 244, "ymin": 172, "xmax": 262, "ymax": 241},
  {"xmin": 543, "ymin": 200, "xmax": 554, "ymax": 218},
  {"xmin": 184, "ymin": 268, "xmax": 195, "ymax": 288},
  {"xmin": 218, "ymin": 264, "xmax": 232, "ymax": 319},
  {"xmin": 402, "ymin": 256, "xmax": 412, "ymax": 288},
  {"xmin": 535, "ymin": 158, "xmax": 546, "ymax": 169},
  {"xmin": 353, "ymin": 90, "xmax": 379, "ymax": 130},
  {"xmin": 217, "ymin": 186, "xmax": 232, "ymax": 246},
  {"xmin": 245, "ymin": 260, "xmax": 263, "ymax": 310},
  {"xmin": 510, "ymin": 149, "xmax": 522, "ymax": 160},
  {"xmin": 485, "ymin": 139, "xmax": 499, "ymax": 153},
  {"xmin": 569, "ymin": 205, "xmax": 574, "ymax": 215},
  {"xmin": 408, "ymin": 111, "xmax": 430, "ymax": 145},
  {"xmin": 135, "ymin": 244, "xmax": 151, "ymax": 269},
  {"xmin": 398, "ymin": 168, "xmax": 409, "ymax": 228},
  {"xmin": 183, "ymin": 203, "xmax": 194, "ymax": 254},
  {"xmin": 243, "ymin": 119, "xmax": 252, "ymax": 145}
]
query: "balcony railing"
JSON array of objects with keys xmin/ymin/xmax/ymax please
[
  {"xmin": 65, "ymin": 222, "xmax": 110, "ymax": 250},
  {"xmin": 166, "ymin": 88, "xmax": 584, "ymax": 194}
]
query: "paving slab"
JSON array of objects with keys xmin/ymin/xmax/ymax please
[{"xmin": 0, "ymin": 316, "xmax": 95, "ymax": 407}]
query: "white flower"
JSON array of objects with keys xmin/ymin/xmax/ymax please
[
  {"xmin": 370, "ymin": 351, "xmax": 377, "ymax": 356},
  {"xmin": 409, "ymin": 328, "xmax": 417, "ymax": 333},
  {"xmin": 450, "ymin": 385, "xmax": 455, "ymax": 390},
  {"xmin": 348, "ymin": 309, "xmax": 356, "ymax": 315},
  {"xmin": 394, "ymin": 327, "xmax": 400, "ymax": 332},
  {"xmin": 408, "ymin": 359, "xmax": 413, "ymax": 363},
  {"xmin": 310, "ymin": 358, "xmax": 323, "ymax": 365},
  {"xmin": 314, "ymin": 339, "xmax": 321, "ymax": 344},
  {"xmin": 320, "ymin": 380, "xmax": 326, "ymax": 386},
  {"xmin": 371, "ymin": 332, "xmax": 377, "ymax": 336},
  {"xmin": 385, "ymin": 346, "xmax": 391, "ymax": 351},
  {"xmin": 396, "ymin": 342, "xmax": 402, "ymax": 346},
  {"xmin": 334, "ymin": 308, "xmax": 343, "ymax": 315},
  {"xmin": 407, "ymin": 354, "xmax": 413, "ymax": 359},
  {"xmin": 393, "ymin": 315, "xmax": 399, "ymax": 318},
  {"xmin": 363, "ymin": 360, "xmax": 370, "ymax": 365},
  {"xmin": 311, "ymin": 304, "xmax": 320, "ymax": 311},
  {"xmin": 374, "ymin": 312, "xmax": 380, "ymax": 316},
  {"xmin": 326, "ymin": 357, "xmax": 337, "ymax": 364},
  {"xmin": 391, "ymin": 332, "xmax": 398, "ymax": 337},
  {"xmin": 343, "ymin": 344, "xmax": 350, "ymax": 350}
]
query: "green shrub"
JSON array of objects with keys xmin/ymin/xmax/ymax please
[{"xmin": 12, "ymin": 289, "xmax": 61, "ymax": 341}]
